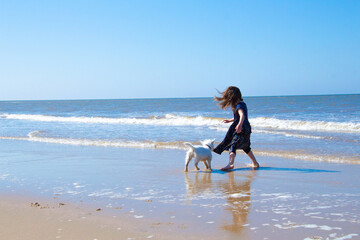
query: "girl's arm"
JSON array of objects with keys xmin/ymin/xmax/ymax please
[
  {"xmin": 235, "ymin": 109, "xmax": 245, "ymax": 133},
  {"xmin": 221, "ymin": 118, "xmax": 234, "ymax": 124}
]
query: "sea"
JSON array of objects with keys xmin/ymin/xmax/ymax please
[{"xmin": 1, "ymin": 94, "xmax": 359, "ymax": 165}]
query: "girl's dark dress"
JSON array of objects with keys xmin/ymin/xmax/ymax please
[{"xmin": 213, "ymin": 102, "xmax": 252, "ymax": 155}]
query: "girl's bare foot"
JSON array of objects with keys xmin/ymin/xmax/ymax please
[
  {"xmin": 221, "ymin": 165, "xmax": 234, "ymax": 171},
  {"xmin": 252, "ymin": 163, "xmax": 260, "ymax": 169}
]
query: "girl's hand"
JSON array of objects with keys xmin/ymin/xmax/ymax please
[
  {"xmin": 235, "ymin": 124, "xmax": 242, "ymax": 133},
  {"xmin": 222, "ymin": 119, "xmax": 233, "ymax": 124}
]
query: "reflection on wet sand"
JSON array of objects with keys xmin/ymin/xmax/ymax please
[
  {"xmin": 184, "ymin": 170, "xmax": 255, "ymax": 234},
  {"xmin": 218, "ymin": 171, "xmax": 254, "ymax": 233},
  {"xmin": 184, "ymin": 172, "xmax": 214, "ymax": 204}
]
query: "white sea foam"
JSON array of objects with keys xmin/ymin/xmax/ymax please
[
  {"xmin": 1, "ymin": 131, "xmax": 186, "ymax": 150},
  {"xmin": 2, "ymin": 113, "xmax": 360, "ymax": 133},
  {"xmin": 229, "ymin": 193, "xmax": 250, "ymax": 198},
  {"xmin": 334, "ymin": 234, "xmax": 359, "ymax": 240},
  {"xmin": 0, "ymin": 174, "xmax": 10, "ymax": 180},
  {"xmin": 274, "ymin": 223, "xmax": 341, "ymax": 231},
  {"xmin": 251, "ymin": 117, "xmax": 360, "ymax": 133},
  {"xmin": 252, "ymin": 129, "xmax": 328, "ymax": 139},
  {"xmin": 0, "ymin": 113, "xmax": 221, "ymax": 126},
  {"xmin": 255, "ymin": 150, "xmax": 360, "ymax": 164},
  {"xmin": 1, "ymin": 132, "xmax": 359, "ymax": 164}
]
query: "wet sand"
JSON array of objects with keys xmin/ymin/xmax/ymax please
[
  {"xmin": 0, "ymin": 139, "xmax": 360, "ymax": 239},
  {"xmin": 0, "ymin": 195, "xmax": 150, "ymax": 240}
]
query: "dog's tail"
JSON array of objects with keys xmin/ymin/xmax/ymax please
[{"xmin": 184, "ymin": 142, "xmax": 195, "ymax": 150}]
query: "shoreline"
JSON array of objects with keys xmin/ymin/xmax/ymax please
[{"xmin": 1, "ymin": 136, "xmax": 358, "ymax": 165}]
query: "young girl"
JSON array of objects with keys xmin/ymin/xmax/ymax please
[{"xmin": 213, "ymin": 86, "xmax": 260, "ymax": 170}]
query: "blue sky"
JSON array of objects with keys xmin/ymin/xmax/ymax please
[{"xmin": 0, "ymin": 0, "xmax": 359, "ymax": 100}]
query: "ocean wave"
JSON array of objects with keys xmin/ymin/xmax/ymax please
[
  {"xmin": 253, "ymin": 130, "xmax": 329, "ymax": 139},
  {"xmin": 255, "ymin": 150, "xmax": 360, "ymax": 165},
  {"xmin": 212, "ymin": 117, "xmax": 360, "ymax": 134},
  {"xmin": 1, "ymin": 113, "xmax": 360, "ymax": 133},
  {"xmin": 0, "ymin": 132, "xmax": 359, "ymax": 164},
  {"xmin": 210, "ymin": 126, "xmax": 330, "ymax": 139},
  {"xmin": 0, "ymin": 113, "xmax": 221, "ymax": 126},
  {"xmin": 251, "ymin": 117, "xmax": 360, "ymax": 133},
  {"xmin": 1, "ymin": 131, "xmax": 188, "ymax": 150}
]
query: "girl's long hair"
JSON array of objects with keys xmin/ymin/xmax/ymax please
[{"xmin": 214, "ymin": 86, "xmax": 243, "ymax": 110}]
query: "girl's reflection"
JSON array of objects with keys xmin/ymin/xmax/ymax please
[
  {"xmin": 218, "ymin": 171, "xmax": 254, "ymax": 233},
  {"xmin": 184, "ymin": 171, "xmax": 255, "ymax": 233}
]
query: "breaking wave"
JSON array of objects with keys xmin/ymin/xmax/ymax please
[
  {"xmin": 0, "ymin": 131, "xmax": 187, "ymax": 150},
  {"xmin": 1, "ymin": 113, "xmax": 360, "ymax": 133},
  {"xmin": 251, "ymin": 117, "xmax": 360, "ymax": 134},
  {"xmin": 0, "ymin": 113, "xmax": 221, "ymax": 126},
  {"xmin": 0, "ymin": 132, "xmax": 359, "ymax": 165}
]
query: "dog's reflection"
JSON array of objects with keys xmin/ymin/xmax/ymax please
[
  {"xmin": 184, "ymin": 172, "xmax": 214, "ymax": 202},
  {"xmin": 184, "ymin": 170, "xmax": 255, "ymax": 233}
]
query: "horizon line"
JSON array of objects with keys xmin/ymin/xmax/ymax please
[{"xmin": 0, "ymin": 93, "xmax": 359, "ymax": 102}]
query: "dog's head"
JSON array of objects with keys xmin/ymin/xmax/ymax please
[{"xmin": 201, "ymin": 139, "xmax": 215, "ymax": 150}]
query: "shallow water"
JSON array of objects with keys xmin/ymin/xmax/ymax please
[
  {"xmin": 1, "ymin": 95, "xmax": 360, "ymax": 164},
  {"xmin": 0, "ymin": 140, "xmax": 359, "ymax": 239}
]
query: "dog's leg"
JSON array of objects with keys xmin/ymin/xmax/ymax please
[
  {"xmin": 207, "ymin": 156, "xmax": 212, "ymax": 171},
  {"xmin": 184, "ymin": 151, "xmax": 192, "ymax": 172},
  {"xmin": 195, "ymin": 163, "xmax": 200, "ymax": 171},
  {"xmin": 208, "ymin": 160, "xmax": 212, "ymax": 171},
  {"xmin": 194, "ymin": 158, "xmax": 200, "ymax": 171},
  {"xmin": 203, "ymin": 161, "xmax": 209, "ymax": 169}
]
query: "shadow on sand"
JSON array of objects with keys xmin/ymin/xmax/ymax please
[{"xmin": 209, "ymin": 167, "xmax": 340, "ymax": 174}]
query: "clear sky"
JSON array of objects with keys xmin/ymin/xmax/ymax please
[{"xmin": 0, "ymin": 0, "xmax": 359, "ymax": 100}]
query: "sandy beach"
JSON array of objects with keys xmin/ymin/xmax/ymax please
[{"xmin": 0, "ymin": 139, "xmax": 359, "ymax": 240}]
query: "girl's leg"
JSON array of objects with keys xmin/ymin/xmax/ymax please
[
  {"xmin": 221, "ymin": 152, "xmax": 236, "ymax": 171},
  {"xmin": 247, "ymin": 150, "xmax": 260, "ymax": 169}
]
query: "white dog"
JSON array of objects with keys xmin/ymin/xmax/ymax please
[{"xmin": 184, "ymin": 139, "xmax": 215, "ymax": 172}]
